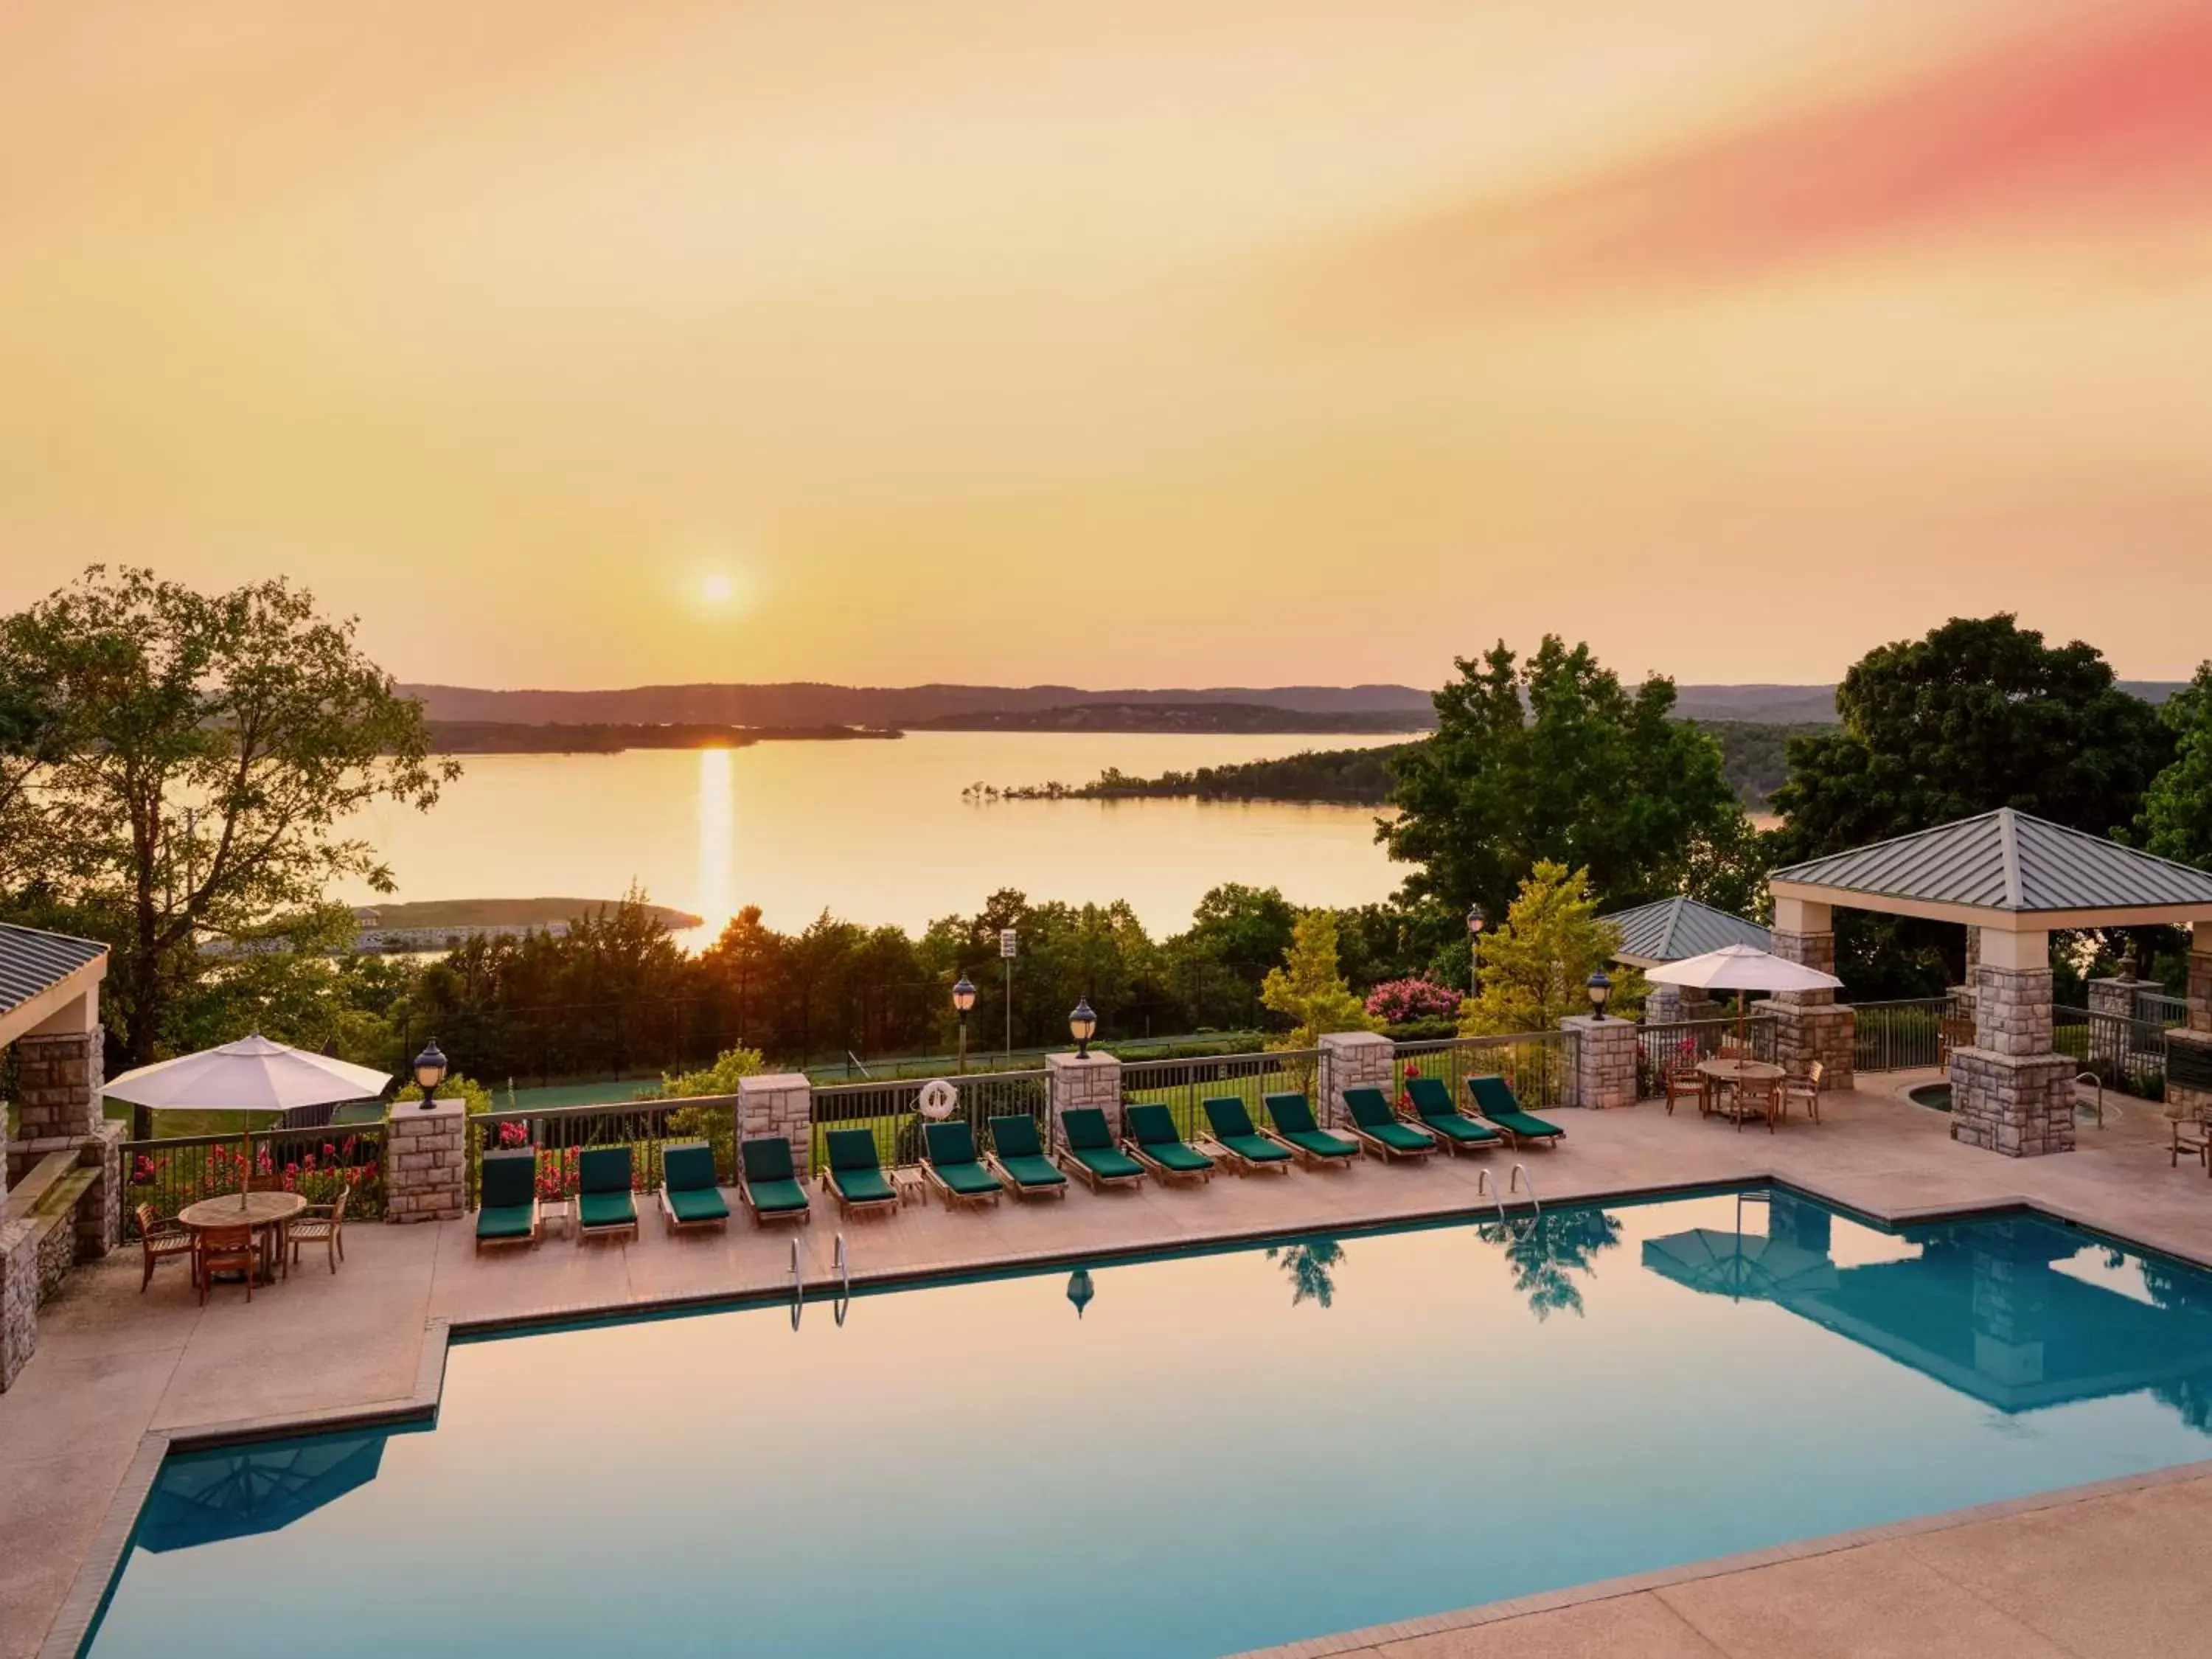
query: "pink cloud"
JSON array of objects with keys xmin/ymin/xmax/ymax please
[{"xmin": 1351, "ymin": 7, "xmax": 2212, "ymax": 309}]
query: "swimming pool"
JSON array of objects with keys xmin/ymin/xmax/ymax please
[{"xmin": 82, "ymin": 1189, "xmax": 2212, "ymax": 1658}]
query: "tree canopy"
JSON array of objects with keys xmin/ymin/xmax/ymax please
[
  {"xmin": 1458, "ymin": 861, "xmax": 1638, "ymax": 1037},
  {"xmin": 1382, "ymin": 636, "xmax": 1745, "ymax": 924},
  {"xmin": 1770, "ymin": 614, "xmax": 2171, "ymax": 860},
  {"xmin": 2139, "ymin": 662, "xmax": 2212, "ymax": 872}
]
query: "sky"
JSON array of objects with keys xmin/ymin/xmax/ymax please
[{"xmin": 4, "ymin": 1, "xmax": 2211, "ymax": 690}]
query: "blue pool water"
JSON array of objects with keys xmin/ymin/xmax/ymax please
[{"xmin": 83, "ymin": 1189, "xmax": 2212, "ymax": 1658}]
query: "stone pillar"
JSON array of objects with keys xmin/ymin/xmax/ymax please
[
  {"xmin": 737, "ymin": 1072, "xmax": 814, "ymax": 1178},
  {"xmin": 1768, "ymin": 898, "xmax": 1855, "ymax": 1089},
  {"xmin": 1561, "ymin": 1015, "xmax": 1638, "ymax": 1108},
  {"xmin": 0, "ymin": 1218, "xmax": 36, "ymax": 1391},
  {"xmin": 6, "ymin": 1026, "xmax": 103, "ymax": 1187},
  {"xmin": 2086, "ymin": 975, "xmax": 2161, "ymax": 1073},
  {"xmin": 1046, "ymin": 1051, "xmax": 1123, "ymax": 1147},
  {"xmin": 1318, "ymin": 1031, "xmax": 1394, "ymax": 1127},
  {"xmin": 2166, "ymin": 922, "xmax": 2212, "ymax": 1123},
  {"xmin": 1950, "ymin": 928, "xmax": 2073, "ymax": 1157},
  {"xmin": 384, "ymin": 1097, "xmax": 467, "ymax": 1222},
  {"xmin": 1644, "ymin": 983, "xmax": 1683, "ymax": 1026}
]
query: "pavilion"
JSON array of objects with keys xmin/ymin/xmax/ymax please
[
  {"xmin": 1769, "ymin": 809, "xmax": 2212, "ymax": 1157},
  {"xmin": 1600, "ymin": 896, "xmax": 1771, "ymax": 1024}
]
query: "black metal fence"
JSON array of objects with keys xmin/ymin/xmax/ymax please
[
  {"xmin": 808, "ymin": 1069, "xmax": 1051, "ymax": 1168},
  {"xmin": 121, "ymin": 1123, "xmax": 389, "ymax": 1241},
  {"xmin": 2054, "ymin": 1006, "xmax": 2168, "ymax": 1099},
  {"xmin": 1634, "ymin": 1016, "xmax": 1778, "ymax": 1099},
  {"xmin": 2135, "ymin": 990, "xmax": 2190, "ymax": 1029},
  {"xmin": 464, "ymin": 1096, "xmax": 737, "ymax": 1207},
  {"xmin": 1391, "ymin": 1031, "xmax": 1569, "ymax": 1115},
  {"xmin": 1119, "ymin": 1048, "xmax": 1325, "ymax": 1142},
  {"xmin": 1853, "ymin": 998, "xmax": 1961, "ymax": 1073}
]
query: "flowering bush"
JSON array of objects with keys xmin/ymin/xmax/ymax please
[{"xmin": 1364, "ymin": 978, "xmax": 1463, "ymax": 1025}]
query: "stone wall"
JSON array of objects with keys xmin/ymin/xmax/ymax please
[
  {"xmin": 1950, "ymin": 964, "xmax": 2073, "ymax": 1156},
  {"xmin": 1561, "ymin": 1015, "xmax": 1636, "ymax": 1108},
  {"xmin": 1318, "ymin": 1032, "xmax": 1393, "ymax": 1127},
  {"xmin": 0, "ymin": 1218, "xmax": 35, "ymax": 1390},
  {"xmin": 384, "ymin": 1098, "xmax": 466, "ymax": 1222},
  {"xmin": 78, "ymin": 1121, "xmax": 123, "ymax": 1258},
  {"xmin": 1643, "ymin": 984, "xmax": 1683, "ymax": 1026},
  {"xmin": 7, "ymin": 1026, "xmax": 102, "ymax": 1186},
  {"xmin": 737, "ymin": 1073, "xmax": 813, "ymax": 1178},
  {"xmin": 1046, "ymin": 1052, "xmax": 1123, "ymax": 1147},
  {"xmin": 2174, "ymin": 945, "xmax": 2212, "ymax": 1124}
]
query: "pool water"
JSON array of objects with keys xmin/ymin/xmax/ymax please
[{"xmin": 83, "ymin": 1190, "xmax": 2212, "ymax": 1658}]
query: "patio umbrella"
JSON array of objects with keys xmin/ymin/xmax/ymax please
[
  {"xmin": 135, "ymin": 1433, "xmax": 390, "ymax": 1551},
  {"xmin": 105, "ymin": 1035, "xmax": 393, "ymax": 1210},
  {"xmin": 1644, "ymin": 944, "xmax": 1844, "ymax": 1051}
]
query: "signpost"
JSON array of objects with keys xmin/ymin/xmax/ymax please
[{"xmin": 1000, "ymin": 928, "xmax": 1018, "ymax": 1055}]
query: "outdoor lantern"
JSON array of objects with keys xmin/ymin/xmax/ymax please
[
  {"xmin": 1069, "ymin": 997, "xmax": 1098, "ymax": 1058},
  {"xmin": 412, "ymin": 1038, "xmax": 448, "ymax": 1107},
  {"xmin": 1467, "ymin": 903, "xmax": 1485, "ymax": 936},
  {"xmin": 1067, "ymin": 1267, "xmax": 1095, "ymax": 1320},
  {"xmin": 952, "ymin": 975, "xmax": 977, "ymax": 1015},
  {"xmin": 1585, "ymin": 971, "xmax": 1613, "ymax": 1020}
]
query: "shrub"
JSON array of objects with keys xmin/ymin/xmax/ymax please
[{"xmin": 1365, "ymin": 978, "xmax": 1464, "ymax": 1025}]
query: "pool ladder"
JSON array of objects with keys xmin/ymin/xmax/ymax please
[
  {"xmin": 789, "ymin": 1237, "xmax": 804, "ymax": 1329},
  {"xmin": 1473, "ymin": 1164, "xmax": 1543, "ymax": 1225},
  {"xmin": 833, "ymin": 1232, "xmax": 852, "ymax": 1326}
]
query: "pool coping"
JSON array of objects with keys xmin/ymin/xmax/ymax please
[{"xmin": 41, "ymin": 1164, "xmax": 2212, "ymax": 1659}]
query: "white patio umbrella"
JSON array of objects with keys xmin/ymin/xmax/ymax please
[
  {"xmin": 1644, "ymin": 944, "xmax": 1844, "ymax": 1050},
  {"xmin": 105, "ymin": 1035, "xmax": 393, "ymax": 1211}
]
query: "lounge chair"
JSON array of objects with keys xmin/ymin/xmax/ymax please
[
  {"xmin": 1262, "ymin": 1093, "xmax": 1359, "ymax": 1169},
  {"xmin": 476, "ymin": 1148, "xmax": 542, "ymax": 1253},
  {"xmin": 575, "ymin": 1145, "xmax": 640, "ymax": 1245},
  {"xmin": 734, "ymin": 1136, "xmax": 811, "ymax": 1225},
  {"xmin": 986, "ymin": 1114, "xmax": 1068, "ymax": 1200},
  {"xmin": 922, "ymin": 1120, "xmax": 1006, "ymax": 1208},
  {"xmin": 658, "ymin": 1141, "xmax": 732, "ymax": 1234},
  {"xmin": 1465, "ymin": 1075, "xmax": 1565, "ymax": 1149},
  {"xmin": 1122, "ymin": 1103, "xmax": 1215, "ymax": 1184},
  {"xmin": 1056, "ymin": 1107, "xmax": 1146, "ymax": 1192},
  {"xmin": 1402, "ymin": 1076, "xmax": 1501, "ymax": 1155},
  {"xmin": 1200, "ymin": 1096, "xmax": 1293, "ymax": 1175},
  {"xmin": 1341, "ymin": 1086, "xmax": 1437, "ymax": 1162},
  {"xmin": 821, "ymin": 1128, "xmax": 901, "ymax": 1218}
]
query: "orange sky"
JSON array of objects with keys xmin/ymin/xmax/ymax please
[{"xmin": 4, "ymin": 2, "xmax": 2210, "ymax": 689}]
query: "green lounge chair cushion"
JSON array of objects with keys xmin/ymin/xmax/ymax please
[
  {"xmin": 739, "ymin": 1138, "xmax": 796, "ymax": 1186},
  {"xmin": 744, "ymin": 1178, "xmax": 808, "ymax": 1214},
  {"xmin": 1069, "ymin": 1144, "xmax": 1145, "ymax": 1182},
  {"xmin": 1263, "ymin": 1093, "xmax": 1321, "ymax": 1135},
  {"xmin": 830, "ymin": 1166, "xmax": 896, "ymax": 1206},
  {"xmin": 988, "ymin": 1115, "xmax": 1046, "ymax": 1161},
  {"xmin": 667, "ymin": 1185, "xmax": 731, "ymax": 1223},
  {"xmin": 1201, "ymin": 1097, "xmax": 1260, "ymax": 1139},
  {"xmin": 1404, "ymin": 1076, "xmax": 1458, "ymax": 1118},
  {"xmin": 1341, "ymin": 1087, "xmax": 1394, "ymax": 1128},
  {"xmin": 826, "ymin": 1129, "xmax": 885, "ymax": 1173},
  {"xmin": 577, "ymin": 1189, "xmax": 636, "ymax": 1229},
  {"xmin": 934, "ymin": 1161, "xmax": 1005, "ymax": 1196},
  {"xmin": 476, "ymin": 1201, "xmax": 535, "ymax": 1240},
  {"xmin": 1364, "ymin": 1119, "xmax": 1433, "ymax": 1152},
  {"xmin": 1061, "ymin": 1108, "xmax": 1116, "ymax": 1152},
  {"xmin": 1146, "ymin": 1141, "xmax": 1214, "ymax": 1174},
  {"xmin": 997, "ymin": 1153, "xmax": 1065, "ymax": 1189},
  {"xmin": 925, "ymin": 1119, "xmax": 984, "ymax": 1167},
  {"xmin": 479, "ymin": 1150, "xmax": 537, "ymax": 1210},
  {"xmin": 1123, "ymin": 1104, "xmax": 1183, "ymax": 1147},
  {"xmin": 1216, "ymin": 1132, "xmax": 1290, "ymax": 1165},
  {"xmin": 1283, "ymin": 1128, "xmax": 1358, "ymax": 1159},
  {"xmin": 1424, "ymin": 1112, "xmax": 1500, "ymax": 1144},
  {"xmin": 1466, "ymin": 1076, "xmax": 1564, "ymax": 1138},
  {"xmin": 579, "ymin": 1146, "xmax": 633, "ymax": 1195},
  {"xmin": 664, "ymin": 1142, "xmax": 717, "ymax": 1192}
]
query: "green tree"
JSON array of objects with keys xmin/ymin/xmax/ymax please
[
  {"xmin": 1770, "ymin": 614, "xmax": 2171, "ymax": 859},
  {"xmin": 0, "ymin": 567, "xmax": 453, "ymax": 1065},
  {"xmin": 1259, "ymin": 910, "xmax": 1375, "ymax": 1051},
  {"xmin": 1265, "ymin": 1238, "xmax": 1345, "ymax": 1309},
  {"xmin": 1383, "ymin": 637, "xmax": 1744, "ymax": 923},
  {"xmin": 2140, "ymin": 662, "xmax": 2212, "ymax": 872},
  {"xmin": 1458, "ymin": 862, "xmax": 1638, "ymax": 1036}
]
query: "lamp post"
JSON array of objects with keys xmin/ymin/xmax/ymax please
[
  {"xmin": 1466, "ymin": 903, "xmax": 1486, "ymax": 998},
  {"xmin": 952, "ymin": 975, "xmax": 977, "ymax": 1074},
  {"xmin": 1069, "ymin": 998, "xmax": 1098, "ymax": 1060},
  {"xmin": 1066, "ymin": 1267, "xmax": 1095, "ymax": 1319},
  {"xmin": 1585, "ymin": 971, "xmax": 1613, "ymax": 1022},
  {"xmin": 413, "ymin": 1038, "xmax": 449, "ymax": 1108}
]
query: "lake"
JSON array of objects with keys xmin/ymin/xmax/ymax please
[{"xmin": 342, "ymin": 733, "xmax": 1405, "ymax": 948}]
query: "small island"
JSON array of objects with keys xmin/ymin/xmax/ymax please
[
  {"xmin": 424, "ymin": 720, "xmax": 900, "ymax": 754},
  {"xmin": 352, "ymin": 897, "xmax": 703, "ymax": 950}
]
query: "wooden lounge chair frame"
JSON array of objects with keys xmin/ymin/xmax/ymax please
[
  {"xmin": 574, "ymin": 1146, "xmax": 641, "ymax": 1246},
  {"xmin": 819, "ymin": 1130, "xmax": 903, "ymax": 1219},
  {"xmin": 1054, "ymin": 1109, "xmax": 1147, "ymax": 1192},
  {"xmin": 922, "ymin": 1121, "xmax": 1006, "ymax": 1208},
  {"xmin": 983, "ymin": 1116, "xmax": 1070, "ymax": 1201},
  {"xmin": 1399, "ymin": 1077, "xmax": 1500, "ymax": 1158},
  {"xmin": 474, "ymin": 1150, "xmax": 543, "ymax": 1254},
  {"xmin": 1120, "ymin": 1105, "xmax": 1214, "ymax": 1186},
  {"xmin": 1464, "ymin": 1075, "xmax": 1566, "ymax": 1150},
  {"xmin": 734, "ymin": 1138, "xmax": 812, "ymax": 1228},
  {"xmin": 660, "ymin": 1142, "xmax": 734, "ymax": 1235},
  {"xmin": 1261, "ymin": 1093, "xmax": 1359, "ymax": 1170},
  {"xmin": 1340, "ymin": 1086, "xmax": 1437, "ymax": 1164},
  {"xmin": 1195, "ymin": 1097, "xmax": 1293, "ymax": 1178}
]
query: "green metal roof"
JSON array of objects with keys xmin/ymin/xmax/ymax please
[
  {"xmin": 1599, "ymin": 897, "xmax": 1771, "ymax": 964},
  {"xmin": 0, "ymin": 922, "xmax": 106, "ymax": 1020},
  {"xmin": 1771, "ymin": 808, "xmax": 2212, "ymax": 914}
]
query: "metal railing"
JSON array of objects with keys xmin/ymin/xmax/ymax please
[
  {"xmin": 121, "ymin": 1123, "xmax": 389, "ymax": 1240},
  {"xmin": 1635, "ymin": 1015, "xmax": 1778, "ymax": 1099},
  {"xmin": 1390, "ymin": 1030, "xmax": 1568, "ymax": 1115},
  {"xmin": 2054, "ymin": 1006, "xmax": 2168, "ymax": 1098},
  {"xmin": 2135, "ymin": 990, "xmax": 2189, "ymax": 1029},
  {"xmin": 465, "ymin": 1095, "xmax": 738, "ymax": 1206},
  {"xmin": 1853, "ymin": 997, "xmax": 1960, "ymax": 1073},
  {"xmin": 1118, "ymin": 1048, "xmax": 1325, "ymax": 1142},
  {"xmin": 809, "ymin": 1068, "xmax": 1050, "ymax": 1167}
]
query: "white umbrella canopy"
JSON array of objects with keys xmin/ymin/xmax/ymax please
[
  {"xmin": 1644, "ymin": 943, "xmax": 1843, "ymax": 994},
  {"xmin": 104, "ymin": 1034, "xmax": 393, "ymax": 1113}
]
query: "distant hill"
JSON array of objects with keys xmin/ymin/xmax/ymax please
[{"xmin": 913, "ymin": 702, "xmax": 1428, "ymax": 734}]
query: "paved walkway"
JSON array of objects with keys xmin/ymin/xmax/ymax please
[{"xmin": 6, "ymin": 1073, "xmax": 2211, "ymax": 1658}]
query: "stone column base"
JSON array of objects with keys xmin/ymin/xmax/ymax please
[
  {"xmin": 737, "ymin": 1073, "xmax": 814, "ymax": 1178},
  {"xmin": 385, "ymin": 1098, "xmax": 467, "ymax": 1222},
  {"xmin": 1950, "ymin": 1048, "xmax": 2076, "ymax": 1156},
  {"xmin": 77, "ymin": 1119, "xmax": 125, "ymax": 1258},
  {"xmin": 1560, "ymin": 1015, "xmax": 1638, "ymax": 1108},
  {"xmin": 1768, "ymin": 1002, "xmax": 1856, "ymax": 1091},
  {"xmin": 1046, "ymin": 1052, "xmax": 1123, "ymax": 1147},
  {"xmin": 1319, "ymin": 1032, "xmax": 1394, "ymax": 1127},
  {"xmin": 2167, "ymin": 1029, "xmax": 2212, "ymax": 1124},
  {"xmin": 0, "ymin": 1218, "xmax": 37, "ymax": 1391}
]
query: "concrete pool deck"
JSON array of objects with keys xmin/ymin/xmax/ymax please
[{"xmin": 8, "ymin": 1070, "xmax": 2212, "ymax": 1658}]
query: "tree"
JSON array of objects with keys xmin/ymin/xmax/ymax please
[
  {"xmin": 1259, "ymin": 910, "xmax": 1375, "ymax": 1051},
  {"xmin": 1382, "ymin": 636, "xmax": 1745, "ymax": 923},
  {"xmin": 1770, "ymin": 614, "xmax": 2171, "ymax": 860},
  {"xmin": 0, "ymin": 567, "xmax": 453, "ymax": 1064},
  {"xmin": 2140, "ymin": 661, "xmax": 2212, "ymax": 872},
  {"xmin": 1458, "ymin": 862, "xmax": 1638, "ymax": 1036}
]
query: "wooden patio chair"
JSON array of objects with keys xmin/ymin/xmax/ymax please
[
  {"xmin": 195, "ymin": 1223, "xmax": 258, "ymax": 1304},
  {"xmin": 1779, "ymin": 1060, "xmax": 1825, "ymax": 1125},
  {"xmin": 2171, "ymin": 1115, "xmax": 2210, "ymax": 1176},
  {"xmin": 1663, "ymin": 1063, "xmax": 1706, "ymax": 1118},
  {"xmin": 134, "ymin": 1204, "xmax": 194, "ymax": 1293},
  {"xmin": 288, "ymin": 1186, "xmax": 350, "ymax": 1273},
  {"xmin": 1731, "ymin": 1077, "xmax": 1781, "ymax": 1135},
  {"xmin": 1938, "ymin": 1018, "xmax": 1975, "ymax": 1065}
]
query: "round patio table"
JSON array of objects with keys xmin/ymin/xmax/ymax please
[
  {"xmin": 178, "ymin": 1192, "xmax": 307, "ymax": 1285},
  {"xmin": 1696, "ymin": 1058, "xmax": 1784, "ymax": 1088}
]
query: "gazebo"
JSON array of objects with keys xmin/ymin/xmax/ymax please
[
  {"xmin": 1599, "ymin": 897, "xmax": 1772, "ymax": 1025},
  {"xmin": 1770, "ymin": 809, "xmax": 2212, "ymax": 1158}
]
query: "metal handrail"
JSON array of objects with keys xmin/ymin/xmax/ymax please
[
  {"xmin": 1472, "ymin": 1168, "xmax": 1506, "ymax": 1225},
  {"xmin": 834, "ymin": 1232, "xmax": 851, "ymax": 1326},
  {"xmin": 2074, "ymin": 1071, "xmax": 2105, "ymax": 1130},
  {"xmin": 789, "ymin": 1237, "xmax": 804, "ymax": 1330},
  {"xmin": 1509, "ymin": 1164, "xmax": 1541, "ymax": 1217}
]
